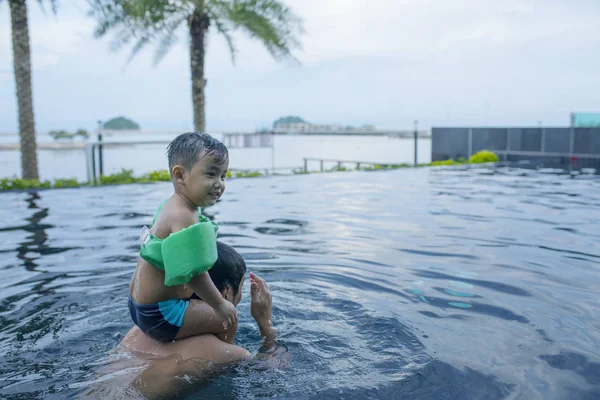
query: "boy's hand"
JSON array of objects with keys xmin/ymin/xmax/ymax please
[{"xmin": 215, "ymin": 300, "xmax": 238, "ymax": 329}]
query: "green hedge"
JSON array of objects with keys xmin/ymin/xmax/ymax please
[
  {"xmin": 0, "ymin": 168, "xmax": 266, "ymax": 191},
  {"xmin": 469, "ymin": 150, "xmax": 499, "ymax": 163},
  {"xmin": 0, "ymin": 151, "xmax": 499, "ymax": 192}
]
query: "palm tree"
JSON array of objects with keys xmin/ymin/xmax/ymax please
[
  {"xmin": 7, "ymin": 0, "xmax": 47, "ymax": 180},
  {"xmin": 90, "ymin": 0, "xmax": 303, "ymax": 132}
]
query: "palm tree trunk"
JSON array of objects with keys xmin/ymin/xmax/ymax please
[
  {"xmin": 9, "ymin": 0, "xmax": 39, "ymax": 180},
  {"xmin": 189, "ymin": 10, "xmax": 209, "ymax": 133}
]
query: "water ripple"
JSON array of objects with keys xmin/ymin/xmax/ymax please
[{"xmin": 0, "ymin": 166, "xmax": 599, "ymax": 399}]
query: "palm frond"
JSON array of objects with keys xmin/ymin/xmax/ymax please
[
  {"xmin": 34, "ymin": 0, "xmax": 57, "ymax": 15},
  {"xmin": 207, "ymin": 7, "xmax": 237, "ymax": 64},
  {"xmin": 126, "ymin": 36, "xmax": 150, "ymax": 64},
  {"xmin": 223, "ymin": 0, "xmax": 303, "ymax": 63},
  {"xmin": 88, "ymin": 0, "xmax": 302, "ymax": 66},
  {"xmin": 153, "ymin": 15, "xmax": 187, "ymax": 65},
  {"xmin": 88, "ymin": 0, "xmax": 191, "ymax": 64}
]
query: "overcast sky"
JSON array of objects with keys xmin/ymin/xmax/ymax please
[{"xmin": 1, "ymin": 0, "xmax": 599, "ymax": 133}]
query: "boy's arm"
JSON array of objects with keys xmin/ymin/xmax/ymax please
[
  {"xmin": 188, "ymin": 272, "xmax": 231, "ymax": 310},
  {"xmin": 188, "ymin": 273, "xmax": 238, "ymax": 328},
  {"xmin": 170, "ymin": 210, "xmax": 237, "ymax": 326},
  {"xmin": 169, "ymin": 210, "xmax": 222, "ymax": 309}
]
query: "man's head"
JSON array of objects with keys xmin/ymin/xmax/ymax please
[
  {"xmin": 209, "ymin": 242, "xmax": 247, "ymax": 306},
  {"xmin": 166, "ymin": 133, "xmax": 229, "ymax": 208}
]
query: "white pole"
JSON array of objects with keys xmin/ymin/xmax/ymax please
[
  {"xmin": 271, "ymin": 132, "xmax": 275, "ymax": 172},
  {"xmin": 85, "ymin": 143, "xmax": 94, "ymax": 183},
  {"xmin": 413, "ymin": 120, "xmax": 418, "ymax": 166}
]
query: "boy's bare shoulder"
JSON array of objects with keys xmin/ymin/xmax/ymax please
[
  {"xmin": 167, "ymin": 204, "xmax": 198, "ymax": 233},
  {"xmin": 152, "ymin": 199, "xmax": 198, "ymax": 237}
]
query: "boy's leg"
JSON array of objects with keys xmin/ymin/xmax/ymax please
[{"xmin": 175, "ymin": 300, "xmax": 237, "ymax": 344}]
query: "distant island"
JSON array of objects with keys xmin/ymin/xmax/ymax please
[
  {"xmin": 272, "ymin": 116, "xmax": 306, "ymax": 128},
  {"xmin": 49, "ymin": 129, "xmax": 89, "ymax": 141},
  {"xmin": 272, "ymin": 116, "xmax": 375, "ymax": 134},
  {"xmin": 103, "ymin": 116, "xmax": 140, "ymax": 130}
]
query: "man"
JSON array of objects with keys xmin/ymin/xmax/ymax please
[{"xmin": 120, "ymin": 242, "xmax": 276, "ymax": 398}]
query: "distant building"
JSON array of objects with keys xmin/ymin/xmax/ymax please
[
  {"xmin": 273, "ymin": 122, "xmax": 312, "ymax": 133},
  {"xmin": 273, "ymin": 116, "xmax": 376, "ymax": 134},
  {"xmin": 360, "ymin": 124, "xmax": 377, "ymax": 132},
  {"xmin": 272, "ymin": 116, "xmax": 307, "ymax": 133}
]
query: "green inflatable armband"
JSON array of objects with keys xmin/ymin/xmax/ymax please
[{"xmin": 161, "ymin": 217, "xmax": 218, "ymax": 286}]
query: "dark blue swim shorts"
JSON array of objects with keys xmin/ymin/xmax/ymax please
[{"xmin": 128, "ymin": 294, "xmax": 200, "ymax": 342}]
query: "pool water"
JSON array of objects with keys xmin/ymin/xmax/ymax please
[{"xmin": 0, "ymin": 166, "xmax": 599, "ymax": 399}]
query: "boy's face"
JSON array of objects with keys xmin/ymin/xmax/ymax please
[{"xmin": 183, "ymin": 152, "xmax": 229, "ymax": 207}]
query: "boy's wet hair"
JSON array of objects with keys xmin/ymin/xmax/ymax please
[
  {"xmin": 166, "ymin": 132, "xmax": 228, "ymax": 173},
  {"xmin": 209, "ymin": 242, "xmax": 247, "ymax": 296}
]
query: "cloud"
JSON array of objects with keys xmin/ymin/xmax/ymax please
[
  {"xmin": 0, "ymin": 0, "xmax": 599, "ymax": 132},
  {"xmin": 0, "ymin": 13, "xmax": 90, "ymax": 70}
]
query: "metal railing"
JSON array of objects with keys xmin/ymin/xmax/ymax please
[
  {"xmin": 83, "ymin": 122, "xmax": 280, "ymax": 183},
  {"xmin": 85, "ymin": 140, "xmax": 172, "ymax": 184},
  {"xmin": 302, "ymin": 158, "xmax": 409, "ymax": 173},
  {"xmin": 84, "ymin": 140, "xmax": 293, "ymax": 183}
]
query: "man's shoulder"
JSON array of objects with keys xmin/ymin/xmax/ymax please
[{"xmin": 176, "ymin": 334, "xmax": 251, "ymax": 364}]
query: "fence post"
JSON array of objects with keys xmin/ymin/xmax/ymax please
[
  {"xmin": 270, "ymin": 132, "xmax": 275, "ymax": 172},
  {"xmin": 320, "ymin": 160, "xmax": 324, "ymax": 172},
  {"xmin": 413, "ymin": 120, "xmax": 418, "ymax": 166},
  {"xmin": 468, "ymin": 128, "xmax": 473, "ymax": 158},
  {"xmin": 505, "ymin": 128, "xmax": 510, "ymax": 162},
  {"xmin": 569, "ymin": 113, "xmax": 575, "ymax": 156},
  {"xmin": 303, "ymin": 158, "xmax": 307, "ymax": 173},
  {"xmin": 540, "ymin": 126, "xmax": 546, "ymax": 154},
  {"xmin": 569, "ymin": 113, "xmax": 575, "ymax": 172},
  {"xmin": 97, "ymin": 120, "xmax": 104, "ymax": 177},
  {"xmin": 91, "ymin": 143, "xmax": 97, "ymax": 185},
  {"xmin": 85, "ymin": 143, "xmax": 94, "ymax": 183}
]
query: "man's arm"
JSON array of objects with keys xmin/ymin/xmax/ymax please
[
  {"xmin": 206, "ymin": 272, "xmax": 277, "ymax": 363},
  {"xmin": 249, "ymin": 272, "xmax": 278, "ymax": 354}
]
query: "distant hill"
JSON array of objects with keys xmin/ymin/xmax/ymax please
[
  {"xmin": 103, "ymin": 116, "xmax": 140, "ymax": 130},
  {"xmin": 273, "ymin": 116, "xmax": 306, "ymax": 128}
]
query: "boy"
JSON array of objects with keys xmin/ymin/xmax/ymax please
[{"xmin": 128, "ymin": 132, "xmax": 237, "ymax": 343}]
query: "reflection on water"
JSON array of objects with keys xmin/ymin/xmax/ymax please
[{"xmin": 0, "ymin": 166, "xmax": 599, "ymax": 399}]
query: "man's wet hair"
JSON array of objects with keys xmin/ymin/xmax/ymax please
[
  {"xmin": 166, "ymin": 132, "xmax": 228, "ymax": 173},
  {"xmin": 209, "ymin": 242, "xmax": 247, "ymax": 296}
]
